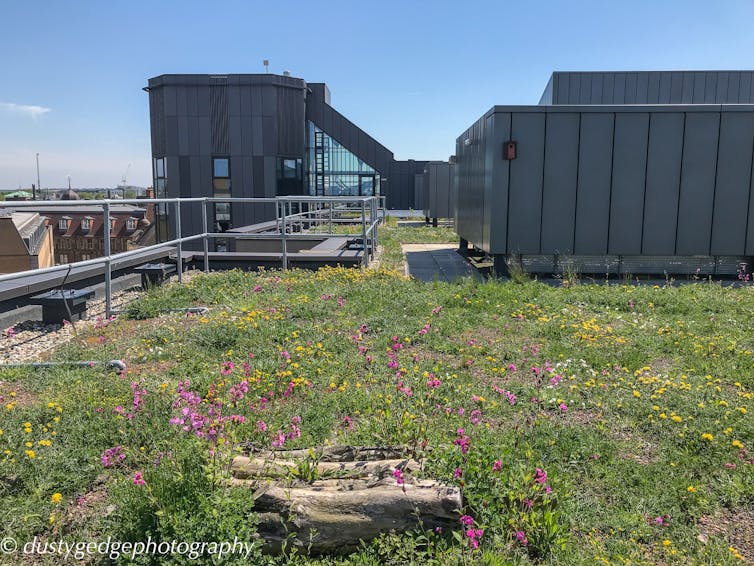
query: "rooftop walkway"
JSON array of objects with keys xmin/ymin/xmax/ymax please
[{"xmin": 402, "ymin": 244, "xmax": 480, "ymax": 283}]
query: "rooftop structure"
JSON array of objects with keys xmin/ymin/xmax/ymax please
[
  {"xmin": 456, "ymin": 70, "xmax": 754, "ymax": 276},
  {"xmin": 145, "ymin": 73, "xmax": 428, "ymax": 246}
]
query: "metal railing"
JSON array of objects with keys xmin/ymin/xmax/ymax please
[{"xmin": 0, "ymin": 196, "xmax": 384, "ymax": 317}]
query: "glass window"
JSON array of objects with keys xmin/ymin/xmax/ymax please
[
  {"xmin": 155, "ymin": 157, "xmax": 165, "ymax": 179},
  {"xmin": 213, "ymin": 158, "xmax": 229, "ymax": 178},
  {"xmin": 127, "ymin": 218, "xmax": 138, "ymax": 230},
  {"xmin": 59, "ymin": 254, "xmax": 68, "ymax": 264},
  {"xmin": 213, "ymin": 157, "xmax": 231, "ymax": 192},
  {"xmin": 59, "ymin": 218, "xmax": 70, "ymax": 230},
  {"xmin": 305, "ymin": 122, "xmax": 380, "ymax": 196},
  {"xmin": 81, "ymin": 217, "xmax": 92, "ymax": 231}
]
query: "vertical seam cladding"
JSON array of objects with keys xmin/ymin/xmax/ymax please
[
  {"xmin": 539, "ymin": 111, "xmax": 548, "ymax": 254},
  {"xmin": 640, "ymin": 112, "xmax": 651, "ymax": 255},
  {"xmin": 674, "ymin": 112, "xmax": 688, "ymax": 255},
  {"xmin": 708, "ymin": 110, "xmax": 723, "ymax": 255},
  {"xmin": 606, "ymin": 113, "xmax": 616, "ymax": 255},
  {"xmin": 743, "ymin": 121, "xmax": 754, "ymax": 254},
  {"xmin": 505, "ymin": 113, "xmax": 512, "ymax": 255},
  {"xmin": 572, "ymin": 112, "xmax": 581, "ymax": 254}
]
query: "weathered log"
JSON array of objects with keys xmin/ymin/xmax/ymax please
[
  {"xmin": 231, "ymin": 477, "xmax": 463, "ymax": 555},
  {"xmin": 231, "ymin": 455, "xmax": 423, "ymax": 480},
  {"xmin": 251, "ymin": 445, "xmax": 416, "ymax": 462}
]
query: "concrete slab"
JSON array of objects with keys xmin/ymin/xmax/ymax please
[{"xmin": 402, "ymin": 244, "xmax": 480, "ymax": 283}]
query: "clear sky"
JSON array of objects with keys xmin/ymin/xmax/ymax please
[{"xmin": 1, "ymin": 0, "xmax": 753, "ymax": 190}]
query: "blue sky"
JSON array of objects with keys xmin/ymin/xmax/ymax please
[{"xmin": 1, "ymin": 0, "xmax": 753, "ymax": 189}]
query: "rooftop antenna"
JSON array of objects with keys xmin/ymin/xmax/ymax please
[{"xmin": 263, "ymin": 59, "xmax": 269, "ymax": 74}]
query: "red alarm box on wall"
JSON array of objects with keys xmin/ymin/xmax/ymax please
[{"xmin": 503, "ymin": 141, "xmax": 517, "ymax": 160}]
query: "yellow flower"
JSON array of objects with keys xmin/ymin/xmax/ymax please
[
  {"xmin": 687, "ymin": 486, "xmax": 696, "ymax": 493},
  {"xmin": 671, "ymin": 415, "xmax": 682, "ymax": 423},
  {"xmin": 732, "ymin": 440, "xmax": 744, "ymax": 449},
  {"xmin": 51, "ymin": 493, "xmax": 62, "ymax": 504},
  {"xmin": 25, "ymin": 450, "xmax": 36, "ymax": 459},
  {"xmin": 701, "ymin": 433, "xmax": 713, "ymax": 441},
  {"xmin": 663, "ymin": 540, "xmax": 671, "ymax": 547}
]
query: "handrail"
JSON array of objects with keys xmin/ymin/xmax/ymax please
[{"xmin": 0, "ymin": 195, "xmax": 384, "ymax": 317}]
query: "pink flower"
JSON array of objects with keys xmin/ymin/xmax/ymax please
[
  {"xmin": 393, "ymin": 468, "xmax": 404, "ymax": 486},
  {"xmin": 515, "ymin": 531, "xmax": 528, "ymax": 545},
  {"xmin": 492, "ymin": 460, "xmax": 502, "ymax": 472},
  {"xmin": 534, "ymin": 467, "xmax": 547, "ymax": 484},
  {"xmin": 460, "ymin": 515, "xmax": 474, "ymax": 526},
  {"xmin": 507, "ymin": 363, "xmax": 517, "ymax": 372},
  {"xmin": 133, "ymin": 471, "xmax": 145, "ymax": 486},
  {"xmin": 559, "ymin": 403, "xmax": 568, "ymax": 412},
  {"xmin": 454, "ymin": 467, "xmax": 462, "ymax": 479},
  {"xmin": 257, "ymin": 420, "xmax": 268, "ymax": 432}
]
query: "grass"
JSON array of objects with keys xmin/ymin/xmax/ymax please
[{"xmin": 0, "ymin": 222, "xmax": 752, "ymax": 565}]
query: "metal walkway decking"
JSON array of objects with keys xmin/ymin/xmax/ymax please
[{"xmin": 402, "ymin": 244, "xmax": 480, "ymax": 282}]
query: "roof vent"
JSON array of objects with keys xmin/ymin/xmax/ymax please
[{"xmin": 283, "ymin": 70, "xmax": 291, "ymax": 77}]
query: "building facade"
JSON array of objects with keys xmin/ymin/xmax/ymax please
[
  {"xmin": 144, "ymin": 74, "xmax": 427, "ymax": 243},
  {"xmin": 456, "ymin": 71, "xmax": 754, "ymax": 275},
  {"xmin": 0, "ymin": 210, "xmax": 54, "ymax": 274},
  {"xmin": 18, "ymin": 200, "xmax": 149, "ymax": 265}
]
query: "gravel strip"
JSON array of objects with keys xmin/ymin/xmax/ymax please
[{"xmin": 0, "ymin": 271, "xmax": 202, "ymax": 365}]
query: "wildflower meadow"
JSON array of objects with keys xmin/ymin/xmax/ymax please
[{"xmin": 0, "ymin": 223, "xmax": 752, "ymax": 564}]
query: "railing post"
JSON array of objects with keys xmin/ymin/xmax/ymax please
[
  {"xmin": 280, "ymin": 200, "xmax": 288, "ymax": 270},
  {"xmin": 103, "ymin": 201, "xmax": 112, "ymax": 318},
  {"xmin": 202, "ymin": 198, "xmax": 209, "ymax": 273},
  {"xmin": 175, "ymin": 200, "xmax": 183, "ymax": 283},
  {"xmin": 361, "ymin": 199, "xmax": 368, "ymax": 267},
  {"xmin": 372, "ymin": 197, "xmax": 378, "ymax": 255}
]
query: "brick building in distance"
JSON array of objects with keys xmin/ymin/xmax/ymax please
[
  {"xmin": 20, "ymin": 190, "xmax": 153, "ymax": 265},
  {"xmin": 0, "ymin": 210, "xmax": 55, "ymax": 273}
]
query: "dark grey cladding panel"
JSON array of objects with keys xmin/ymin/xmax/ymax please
[
  {"xmin": 575, "ymin": 113, "xmax": 613, "ymax": 254},
  {"xmin": 541, "ymin": 112, "xmax": 579, "ymax": 254},
  {"xmin": 642, "ymin": 113, "xmax": 684, "ymax": 255},
  {"xmin": 228, "ymin": 118, "xmax": 242, "ymax": 154},
  {"xmin": 251, "ymin": 116, "xmax": 264, "ymax": 155},
  {"xmin": 227, "ymin": 86, "xmax": 241, "ymax": 117},
  {"xmin": 677, "ymin": 112, "xmax": 720, "ymax": 254},
  {"xmin": 546, "ymin": 71, "xmax": 754, "ymax": 105},
  {"xmin": 651, "ymin": 73, "xmax": 665, "ymax": 103},
  {"xmin": 149, "ymin": 89, "xmax": 166, "ymax": 155},
  {"xmin": 252, "ymin": 157, "xmax": 265, "ymax": 199},
  {"xmin": 198, "ymin": 117, "xmax": 211, "ymax": 156},
  {"xmin": 261, "ymin": 86, "xmax": 277, "ymax": 117},
  {"xmin": 711, "ymin": 112, "xmax": 754, "ymax": 254},
  {"xmin": 262, "ymin": 116, "xmax": 277, "ymax": 155},
  {"xmin": 210, "ymin": 85, "xmax": 229, "ymax": 154},
  {"xmin": 188, "ymin": 117, "xmax": 200, "ymax": 154},
  {"xmin": 455, "ymin": 118, "xmax": 486, "ymax": 247},
  {"xmin": 177, "ymin": 116, "xmax": 189, "ymax": 155},
  {"xmin": 165, "ymin": 117, "xmax": 179, "ymax": 156},
  {"xmin": 164, "ymin": 87, "xmax": 177, "ymax": 117},
  {"xmin": 276, "ymin": 86, "xmax": 304, "ymax": 156},
  {"xmin": 240, "ymin": 116, "xmax": 253, "ymax": 155},
  {"xmin": 189, "ymin": 156, "xmax": 201, "ymax": 199},
  {"xmin": 176, "ymin": 88, "xmax": 188, "ymax": 117},
  {"xmin": 507, "ymin": 112, "xmax": 545, "ymax": 254},
  {"xmin": 608, "ymin": 113, "xmax": 648, "ymax": 255}
]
